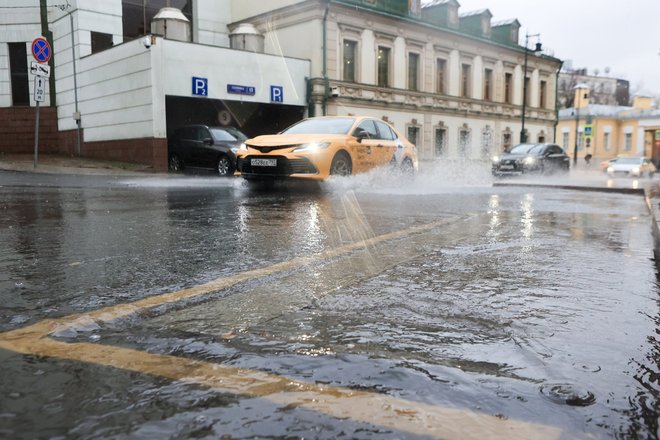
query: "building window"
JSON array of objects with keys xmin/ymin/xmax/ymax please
[
  {"xmin": 578, "ymin": 132, "xmax": 584, "ymax": 151},
  {"xmin": 91, "ymin": 31, "xmax": 113, "ymax": 54},
  {"xmin": 459, "ymin": 128, "xmax": 471, "ymax": 156},
  {"xmin": 562, "ymin": 132, "xmax": 569, "ymax": 150},
  {"xmin": 461, "ymin": 64, "xmax": 471, "ymax": 98},
  {"xmin": 343, "ymin": 40, "xmax": 357, "ymax": 82},
  {"xmin": 435, "ymin": 128, "xmax": 446, "ymax": 157},
  {"xmin": 408, "ymin": 52, "xmax": 420, "ymax": 91},
  {"xmin": 122, "ymin": 0, "xmax": 193, "ymax": 41},
  {"xmin": 504, "ymin": 73, "xmax": 513, "ymax": 104},
  {"xmin": 8, "ymin": 42, "xmax": 29, "ymax": 106},
  {"xmin": 481, "ymin": 126, "xmax": 493, "ymax": 159},
  {"xmin": 407, "ymin": 126, "xmax": 420, "ymax": 146},
  {"xmin": 503, "ymin": 132, "xmax": 512, "ymax": 151},
  {"xmin": 540, "ymin": 80, "xmax": 547, "ymax": 108},
  {"xmin": 436, "ymin": 59, "xmax": 446, "ymax": 94},
  {"xmin": 484, "ymin": 68, "xmax": 493, "ymax": 101},
  {"xmin": 603, "ymin": 132, "xmax": 610, "ymax": 151},
  {"xmin": 377, "ymin": 46, "xmax": 391, "ymax": 87},
  {"xmin": 624, "ymin": 133, "xmax": 632, "ymax": 151}
]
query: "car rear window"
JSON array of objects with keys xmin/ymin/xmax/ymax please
[{"xmin": 210, "ymin": 128, "xmax": 245, "ymax": 141}]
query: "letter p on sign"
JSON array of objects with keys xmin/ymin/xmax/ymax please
[{"xmin": 192, "ymin": 77, "xmax": 208, "ymax": 96}]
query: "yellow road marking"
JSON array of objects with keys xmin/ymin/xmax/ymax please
[{"xmin": 0, "ymin": 218, "xmax": 562, "ymax": 439}]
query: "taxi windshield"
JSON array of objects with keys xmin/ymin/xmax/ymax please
[{"xmin": 283, "ymin": 118, "xmax": 356, "ymax": 135}]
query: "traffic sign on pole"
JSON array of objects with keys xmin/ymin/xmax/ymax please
[
  {"xmin": 30, "ymin": 61, "xmax": 51, "ymax": 78},
  {"xmin": 31, "ymin": 37, "xmax": 51, "ymax": 63},
  {"xmin": 34, "ymin": 76, "xmax": 46, "ymax": 103}
]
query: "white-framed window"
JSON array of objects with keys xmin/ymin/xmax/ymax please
[
  {"xmin": 624, "ymin": 133, "xmax": 632, "ymax": 151},
  {"xmin": 407, "ymin": 125, "xmax": 421, "ymax": 146},
  {"xmin": 436, "ymin": 58, "xmax": 447, "ymax": 94},
  {"xmin": 377, "ymin": 46, "xmax": 391, "ymax": 87},
  {"xmin": 435, "ymin": 127, "xmax": 446, "ymax": 157},
  {"xmin": 461, "ymin": 64, "xmax": 471, "ymax": 98},
  {"xmin": 343, "ymin": 40, "xmax": 358, "ymax": 82},
  {"xmin": 502, "ymin": 130, "xmax": 512, "ymax": 150},
  {"xmin": 483, "ymin": 69, "xmax": 493, "ymax": 101},
  {"xmin": 603, "ymin": 132, "xmax": 610, "ymax": 151},
  {"xmin": 481, "ymin": 126, "xmax": 494, "ymax": 159},
  {"xmin": 562, "ymin": 132, "xmax": 569, "ymax": 150},
  {"xmin": 408, "ymin": 52, "xmax": 421, "ymax": 91},
  {"xmin": 459, "ymin": 126, "xmax": 471, "ymax": 156}
]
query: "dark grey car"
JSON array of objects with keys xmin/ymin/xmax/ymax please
[
  {"xmin": 168, "ymin": 125, "xmax": 247, "ymax": 176},
  {"xmin": 492, "ymin": 143, "xmax": 570, "ymax": 176}
]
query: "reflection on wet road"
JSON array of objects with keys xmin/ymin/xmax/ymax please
[{"xmin": 1, "ymin": 167, "xmax": 659, "ymax": 439}]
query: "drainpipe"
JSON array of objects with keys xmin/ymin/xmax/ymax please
[
  {"xmin": 322, "ymin": 0, "xmax": 330, "ymax": 116},
  {"xmin": 553, "ymin": 60, "xmax": 564, "ymax": 143}
]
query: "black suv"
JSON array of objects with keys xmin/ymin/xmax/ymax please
[
  {"xmin": 492, "ymin": 143, "xmax": 570, "ymax": 176},
  {"xmin": 168, "ymin": 125, "xmax": 247, "ymax": 176}
]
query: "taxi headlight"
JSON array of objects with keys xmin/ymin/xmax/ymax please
[
  {"xmin": 293, "ymin": 142, "xmax": 330, "ymax": 153},
  {"xmin": 632, "ymin": 167, "xmax": 641, "ymax": 174},
  {"xmin": 238, "ymin": 143, "xmax": 248, "ymax": 152}
]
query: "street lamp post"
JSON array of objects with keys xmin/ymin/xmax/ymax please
[{"xmin": 520, "ymin": 33, "xmax": 542, "ymax": 144}]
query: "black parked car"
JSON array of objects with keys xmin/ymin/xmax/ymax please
[
  {"xmin": 168, "ymin": 125, "xmax": 247, "ymax": 176},
  {"xmin": 492, "ymin": 143, "xmax": 570, "ymax": 176}
]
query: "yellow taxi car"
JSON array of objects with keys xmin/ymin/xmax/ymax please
[{"xmin": 236, "ymin": 116, "xmax": 418, "ymax": 181}]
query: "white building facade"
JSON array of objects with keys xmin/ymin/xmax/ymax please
[
  {"xmin": 0, "ymin": 0, "xmax": 310, "ymax": 168},
  {"xmin": 1, "ymin": 0, "xmax": 562, "ymax": 168}
]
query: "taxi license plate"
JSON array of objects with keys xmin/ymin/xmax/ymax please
[
  {"xmin": 251, "ymin": 158, "xmax": 277, "ymax": 167},
  {"xmin": 500, "ymin": 164, "xmax": 514, "ymax": 170}
]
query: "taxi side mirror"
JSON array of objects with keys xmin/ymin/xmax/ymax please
[{"xmin": 354, "ymin": 129, "xmax": 368, "ymax": 143}]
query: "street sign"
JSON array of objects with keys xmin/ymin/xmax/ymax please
[
  {"xmin": 584, "ymin": 124, "xmax": 593, "ymax": 139},
  {"xmin": 270, "ymin": 85, "xmax": 283, "ymax": 102},
  {"xmin": 192, "ymin": 77, "xmax": 208, "ymax": 96},
  {"xmin": 31, "ymin": 37, "xmax": 51, "ymax": 63},
  {"xmin": 30, "ymin": 61, "xmax": 51, "ymax": 78},
  {"xmin": 227, "ymin": 84, "xmax": 255, "ymax": 95},
  {"xmin": 34, "ymin": 76, "xmax": 46, "ymax": 102}
]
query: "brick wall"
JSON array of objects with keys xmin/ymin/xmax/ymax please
[
  {"xmin": 81, "ymin": 137, "xmax": 168, "ymax": 171},
  {"xmin": 0, "ymin": 107, "xmax": 168, "ymax": 170},
  {"xmin": 0, "ymin": 107, "xmax": 61, "ymax": 154}
]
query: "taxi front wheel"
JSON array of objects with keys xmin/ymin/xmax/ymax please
[{"xmin": 330, "ymin": 152, "xmax": 352, "ymax": 176}]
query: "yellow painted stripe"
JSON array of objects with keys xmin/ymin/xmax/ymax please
[
  {"xmin": 0, "ymin": 216, "xmax": 562, "ymax": 439},
  {"xmin": 0, "ymin": 334, "xmax": 561, "ymax": 440}
]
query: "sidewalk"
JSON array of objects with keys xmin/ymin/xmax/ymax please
[{"xmin": 0, "ymin": 153, "xmax": 159, "ymax": 176}]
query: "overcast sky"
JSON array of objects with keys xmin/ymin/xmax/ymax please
[{"xmin": 427, "ymin": 0, "xmax": 660, "ymax": 96}]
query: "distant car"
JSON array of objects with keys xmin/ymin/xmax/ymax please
[
  {"xmin": 168, "ymin": 125, "xmax": 247, "ymax": 176},
  {"xmin": 606, "ymin": 156, "xmax": 656, "ymax": 178},
  {"xmin": 599, "ymin": 157, "xmax": 619, "ymax": 172},
  {"xmin": 236, "ymin": 116, "xmax": 418, "ymax": 181},
  {"xmin": 492, "ymin": 143, "xmax": 570, "ymax": 176}
]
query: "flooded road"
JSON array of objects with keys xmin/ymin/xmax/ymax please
[{"xmin": 1, "ymin": 167, "xmax": 659, "ymax": 439}]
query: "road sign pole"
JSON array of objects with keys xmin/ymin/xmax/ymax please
[{"xmin": 34, "ymin": 100, "xmax": 40, "ymax": 168}]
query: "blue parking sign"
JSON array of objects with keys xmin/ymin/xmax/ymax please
[
  {"xmin": 271, "ymin": 86, "xmax": 283, "ymax": 103},
  {"xmin": 192, "ymin": 77, "xmax": 208, "ymax": 96}
]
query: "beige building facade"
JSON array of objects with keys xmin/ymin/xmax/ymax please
[
  {"xmin": 557, "ymin": 87, "xmax": 660, "ymax": 164},
  {"xmin": 234, "ymin": 0, "xmax": 563, "ymax": 162}
]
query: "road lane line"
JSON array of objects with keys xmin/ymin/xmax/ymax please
[
  {"xmin": 0, "ymin": 215, "xmax": 562, "ymax": 439},
  {"xmin": 0, "ymin": 334, "xmax": 561, "ymax": 440}
]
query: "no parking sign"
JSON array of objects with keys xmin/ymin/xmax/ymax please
[{"xmin": 31, "ymin": 37, "xmax": 51, "ymax": 63}]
